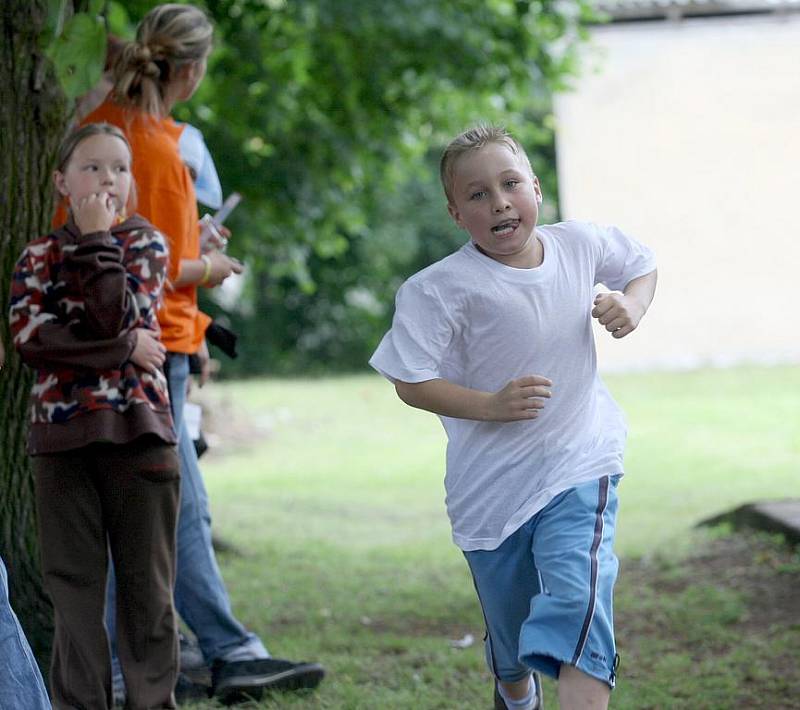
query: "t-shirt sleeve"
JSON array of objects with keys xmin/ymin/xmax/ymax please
[
  {"xmin": 369, "ymin": 278, "xmax": 456, "ymax": 384},
  {"xmin": 592, "ymin": 223, "xmax": 657, "ymax": 292}
]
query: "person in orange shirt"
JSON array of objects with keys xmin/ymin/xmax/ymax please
[{"xmin": 80, "ymin": 4, "xmax": 324, "ymax": 704}]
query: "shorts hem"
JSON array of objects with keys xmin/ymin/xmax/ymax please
[
  {"xmin": 493, "ymin": 669, "xmax": 533, "ymax": 683},
  {"xmin": 522, "ymin": 650, "xmax": 616, "ymax": 688}
]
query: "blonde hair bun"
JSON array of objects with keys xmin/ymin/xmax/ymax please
[{"xmin": 111, "ymin": 4, "xmax": 213, "ymax": 116}]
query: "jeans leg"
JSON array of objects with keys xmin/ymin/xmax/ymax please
[
  {"xmin": 166, "ymin": 353, "xmax": 189, "ymax": 437},
  {"xmin": 105, "ymin": 563, "xmax": 125, "ymax": 699},
  {"xmin": 167, "ymin": 353, "xmax": 267, "ymax": 663},
  {"xmin": 0, "ymin": 557, "xmax": 51, "ymax": 710}
]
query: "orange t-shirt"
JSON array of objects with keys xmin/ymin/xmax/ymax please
[{"xmin": 77, "ymin": 100, "xmax": 211, "ymax": 354}]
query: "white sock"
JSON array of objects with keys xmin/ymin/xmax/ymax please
[
  {"xmin": 220, "ymin": 638, "xmax": 270, "ymax": 662},
  {"xmin": 498, "ymin": 676, "xmax": 538, "ymax": 710}
]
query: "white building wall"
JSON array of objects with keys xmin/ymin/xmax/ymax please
[{"xmin": 554, "ymin": 12, "xmax": 800, "ymax": 371}]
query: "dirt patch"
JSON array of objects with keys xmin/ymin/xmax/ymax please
[
  {"xmin": 616, "ymin": 530, "xmax": 800, "ymax": 708},
  {"xmin": 620, "ymin": 531, "xmax": 800, "ymax": 636}
]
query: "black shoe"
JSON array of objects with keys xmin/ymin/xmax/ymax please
[
  {"xmin": 493, "ymin": 672, "xmax": 544, "ymax": 709},
  {"xmin": 211, "ymin": 657, "xmax": 325, "ymax": 705},
  {"xmin": 175, "ymin": 672, "xmax": 210, "ymax": 702}
]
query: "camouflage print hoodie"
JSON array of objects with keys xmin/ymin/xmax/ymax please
[{"xmin": 8, "ymin": 215, "xmax": 176, "ymax": 455}]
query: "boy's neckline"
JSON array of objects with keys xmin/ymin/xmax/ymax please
[
  {"xmin": 473, "ymin": 233, "xmax": 544, "ymax": 270},
  {"xmin": 467, "ymin": 230, "xmax": 551, "ymax": 283}
]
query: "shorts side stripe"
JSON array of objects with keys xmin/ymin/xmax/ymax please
[{"xmin": 570, "ymin": 475, "xmax": 610, "ymax": 666}]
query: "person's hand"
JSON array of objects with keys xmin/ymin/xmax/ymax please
[
  {"xmin": 200, "ymin": 217, "xmax": 231, "ymax": 253},
  {"xmin": 488, "ymin": 375, "xmax": 552, "ymax": 422},
  {"xmin": 196, "ymin": 338, "xmax": 211, "ymax": 387},
  {"xmin": 130, "ymin": 328, "xmax": 166, "ymax": 374},
  {"xmin": 204, "ymin": 251, "xmax": 244, "ymax": 288},
  {"xmin": 72, "ymin": 192, "xmax": 116, "ymax": 235},
  {"xmin": 592, "ymin": 292, "xmax": 646, "ymax": 339}
]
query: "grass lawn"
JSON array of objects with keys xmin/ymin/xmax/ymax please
[{"xmin": 183, "ymin": 366, "xmax": 800, "ymax": 709}]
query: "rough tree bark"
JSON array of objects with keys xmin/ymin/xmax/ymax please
[{"xmin": 0, "ymin": 0, "xmax": 72, "ymax": 666}]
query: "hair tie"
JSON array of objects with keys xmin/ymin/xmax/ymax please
[
  {"xmin": 135, "ymin": 43, "xmax": 151, "ymax": 64},
  {"xmin": 142, "ymin": 61, "xmax": 161, "ymax": 79},
  {"xmin": 129, "ymin": 43, "xmax": 160, "ymax": 78}
]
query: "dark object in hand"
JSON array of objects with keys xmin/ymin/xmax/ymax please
[
  {"xmin": 188, "ymin": 353, "xmax": 202, "ymax": 375},
  {"xmin": 206, "ymin": 321, "xmax": 238, "ymax": 359},
  {"xmin": 193, "ymin": 429, "xmax": 208, "ymax": 459}
]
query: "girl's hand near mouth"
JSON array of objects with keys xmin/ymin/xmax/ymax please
[{"xmin": 73, "ymin": 191, "xmax": 117, "ymax": 235}]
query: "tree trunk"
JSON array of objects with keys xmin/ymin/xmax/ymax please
[{"xmin": 0, "ymin": 0, "xmax": 72, "ymax": 668}]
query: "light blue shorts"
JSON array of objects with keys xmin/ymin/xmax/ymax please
[{"xmin": 463, "ymin": 474, "xmax": 621, "ymax": 688}]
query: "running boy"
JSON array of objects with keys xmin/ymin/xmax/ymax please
[{"xmin": 370, "ymin": 125, "xmax": 657, "ymax": 710}]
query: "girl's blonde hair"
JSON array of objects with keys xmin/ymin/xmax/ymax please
[
  {"xmin": 112, "ymin": 4, "xmax": 213, "ymax": 116},
  {"xmin": 56, "ymin": 122, "xmax": 137, "ymax": 213},
  {"xmin": 440, "ymin": 124, "xmax": 534, "ymax": 204}
]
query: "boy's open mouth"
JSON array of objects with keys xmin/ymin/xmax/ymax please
[{"xmin": 491, "ymin": 219, "xmax": 519, "ymax": 237}]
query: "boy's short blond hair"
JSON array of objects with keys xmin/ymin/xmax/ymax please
[{"xmin": 440, "ymin": 125, "xmax": 534, "ymax": 204}]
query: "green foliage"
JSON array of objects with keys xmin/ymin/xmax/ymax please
[
  {"xmin": 43, "ymin": 2, "xmax": 107, "ymax": 99},
  {"xmin": 200, "ymin": 0, "xmax": 596, "ymax": 373},
  {"xmin": 103, "ymin": 0, "xmax": 598, "ymax": 373}
]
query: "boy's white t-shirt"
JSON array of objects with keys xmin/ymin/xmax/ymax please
[{"xmin": 369, "ymin": 221, "xmax": 656, "ymax": 552}]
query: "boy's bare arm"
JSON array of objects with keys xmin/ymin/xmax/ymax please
[
  {"xmin": 395, "ymin": 376, "xmax": 551, "ymax": 423},
  {"xmin": 592, "ymin": 269, "xmax": 657, "ymax": 339}
]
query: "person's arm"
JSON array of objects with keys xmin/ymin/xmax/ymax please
[
  {"xmin": 141, "ymin": 182, "xmax": 241, "ymax": 289},
  {"xmin": 194, "ymin": 337, "xmax": 212, "ymax": 386},
  {"xmin": 372, "ymin": 279, "xmax": 552, "ymax": 423},
  {"xmin": 172, "ymin": 250, "xmax": 243, "ymax": 289},
  {"xmin": 65, "ymin": 233, "xmax": 135, "ymax": 338},
  {"xmin": 122, "ymin": 224, "xmax": 169, "ymax": 322},
  {"xmin": 9, "ymin": 247, "xmax": 137, "ymax": 371},
  {"xmin": 20, "ymin": 323, "xmax": 137, "ymax": 370},
  {"xmin": 395, "ymin": 375, "xmax": 552, "ymax": 423},
  {"xmin": 592, "ymin": 269, "xmax": 657, "ymax": 339},
  {"xmin": 119, "ymin": 224, "xmax": 173, "ymax": 373}
]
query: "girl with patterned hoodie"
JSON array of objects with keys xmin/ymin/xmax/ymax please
[{"xmin": 9, "ymin": 123, "xmax": 180, "ymax": 710}]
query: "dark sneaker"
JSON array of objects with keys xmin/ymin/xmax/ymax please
[
  {"xmin": 211, "ymin": 657, "xmax": 325, "ymax": 705},
  {"xmin": 493, "ymin": 672, "xmax": 544, "ymax": 709}
]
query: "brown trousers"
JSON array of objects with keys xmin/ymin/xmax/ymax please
[{"xmin": 33, "ymin": 438, "xmax": 180, "ymax": 710}]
